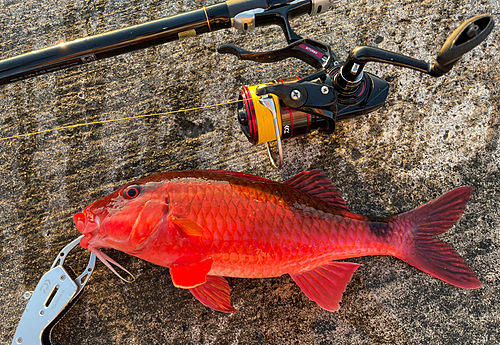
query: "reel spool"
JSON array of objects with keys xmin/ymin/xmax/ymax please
[{"xmin": 238, "ymin": 76, "xmax": 329, "ymax": 168}]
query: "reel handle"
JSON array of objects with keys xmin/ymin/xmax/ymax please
[
  {"xmin": 334, "ymin": 14, "xmax": 494, "ymax": 95},
  {"xmin": 430, "ymin": 14, "xmax": 494, "ymax": 77}
]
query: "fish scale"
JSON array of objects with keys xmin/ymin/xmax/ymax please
[
  {"xmin": 75, "ymin": 169, "xmax": 482, "ymax": 313},
  {"xmin": 172, "ymin": 178, "xmax": 388, "ymax": 275}
]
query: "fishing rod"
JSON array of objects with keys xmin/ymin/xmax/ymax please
[
  {"xmin": 0, "ymin": 5, "xmax": 494, "ymax": 172},
  {"xmin": 0, "ymin": 0, "xmax": 338, "ymax": 85},
  {"xmin": 223, "ymin": 13, "xmax": 494, "ymax": 168}
]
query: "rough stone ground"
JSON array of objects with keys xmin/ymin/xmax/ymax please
[{"xmin": 0, "ymin": 0, "xmax": 498, "ymax": 344}]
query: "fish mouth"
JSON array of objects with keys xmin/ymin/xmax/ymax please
[
  {"xmin": 74, "ymin": 211, "xmax": 134, "ymax": 283},
  {"xmin": 74, "ymin": 211, "xmax": 100, "ymax": 248}
]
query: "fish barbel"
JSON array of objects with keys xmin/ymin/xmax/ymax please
[{"xmin": 75, "ymin": 170, "xmax": 481, "ymax": 312}]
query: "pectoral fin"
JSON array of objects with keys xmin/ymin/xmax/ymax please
[
  {"xmin": 170, "ymin": 258, "xmax": 214, "ymax": 289},
  {"xmin": 171, "ymin": 216, "xmax": 206, "ymax": 237},
  {"xmin": 190, "ymin": 275, "xmax": 237, "ymax": 313},
  {"xmin": 289, "ymin": 261, "xmax": 362, "ymax": 312}
]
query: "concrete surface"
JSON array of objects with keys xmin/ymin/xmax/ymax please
[{"xmin": 0, "ymin": 0, "xmax": 498, "ymax": 344}]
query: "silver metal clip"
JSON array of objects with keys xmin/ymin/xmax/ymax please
[{"xmin": 11, "ymin": 235, "xmax": 96, "ymax": 345}]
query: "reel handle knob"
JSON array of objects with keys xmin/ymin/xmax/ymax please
[{"xmin": 430, "ymin": 14, "xmax": 494, "ymax": 77}]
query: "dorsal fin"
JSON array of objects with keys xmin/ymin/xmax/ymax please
[
  {"xmin": 284, "ymin": 170, "xmax": 350, "ymax": 211},
  {"xmin": 212, "ymin": 170, "xmax": 277, "ymax": 183}
]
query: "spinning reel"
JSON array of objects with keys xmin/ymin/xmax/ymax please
[{"xmin": 220, "ymin": 14, "xmax": 494, "ymax": 168}]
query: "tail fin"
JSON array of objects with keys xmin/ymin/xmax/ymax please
[{"xmin": 397, "ymin": 186, "xmax": 482, "ymax": 289}]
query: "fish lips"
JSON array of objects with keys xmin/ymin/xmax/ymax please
[{"xmin": 74, "ymin": 211, "xmax": 100, "ymax": 248}]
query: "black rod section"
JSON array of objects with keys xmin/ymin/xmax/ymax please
[{"xmin": 0, "ymin": 2, "xmax": 235, "ymax": 85}]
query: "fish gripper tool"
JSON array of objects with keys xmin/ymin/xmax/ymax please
[{"xmin": 11, "ymin": 235, "xmax": 96, "ymax": 345}]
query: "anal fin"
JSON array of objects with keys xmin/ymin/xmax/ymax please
[
  {"xmin": 189, "ymin": 275, "xmax": 237, "ymax": 313},
  {"xmin": 290, "ymin": 261, "xmax": 362, "ymax": 312}
]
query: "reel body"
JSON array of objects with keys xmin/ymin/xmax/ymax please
[{"xmin": 221, "ymin": 14, "xmax": 494, "ymax": 168}]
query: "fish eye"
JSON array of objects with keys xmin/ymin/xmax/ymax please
[{"xmin": 123, "ymin": 185, "xmax": 140, "ymax": 199}]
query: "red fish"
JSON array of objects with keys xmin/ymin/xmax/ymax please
[{"xmin": 75, "ymin": 170, "xmax": 481, "ymax": 312}]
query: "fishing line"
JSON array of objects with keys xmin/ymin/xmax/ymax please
[{"xmin": 0, "ymin": 99, "xmax": 245, "ymax": 142}]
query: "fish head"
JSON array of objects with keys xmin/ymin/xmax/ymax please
[{"xmin": 75, "ymin": 181, "xmax": 169, "ymax": 254}]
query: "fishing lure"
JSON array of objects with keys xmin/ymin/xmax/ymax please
[{"xmin": 75, "ymin": 169, "xmax": 481, "ymax": 313}]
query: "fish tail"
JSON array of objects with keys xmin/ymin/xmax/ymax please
[{"xmin": 396, "ymin": 186, "xmax": 482, "ymax": 289}]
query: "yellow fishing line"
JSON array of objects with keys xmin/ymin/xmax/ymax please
[{"xmin": 0, "ymin": 99, "xmax": 244, "ymax": 142}]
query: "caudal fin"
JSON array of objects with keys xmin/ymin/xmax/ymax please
[{"xmin": 398, "ymin": 186, "xmax": 482, "ymax": 289}]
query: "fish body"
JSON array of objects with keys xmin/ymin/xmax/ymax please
[{"xmin": 75, "ymin": 170, "xmax": 481, "ymax": 312}]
